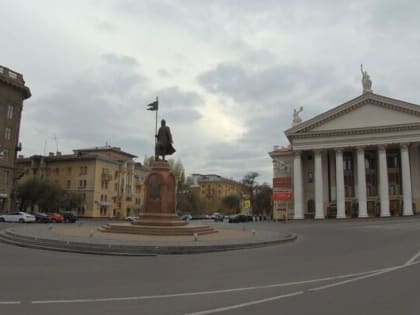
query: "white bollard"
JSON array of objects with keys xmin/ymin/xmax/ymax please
[{"xmin": 193, "ymin": 233, "xmax": 198, "ymax": 241}]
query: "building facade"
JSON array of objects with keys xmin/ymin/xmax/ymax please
[
  {"xmin": 188, "ymin": 174, "xmax": 245, "ymax": 214},
  {"xmin": 17, "ymin": 146, "xmax": 149, "ymax": 218},
  {"xmin": 0, "ymin": 65, "xmax": 31, "ymax": 212},
  {"xmin": 270, "ymin": 91, "xmax": 420, "ymax": 219}
]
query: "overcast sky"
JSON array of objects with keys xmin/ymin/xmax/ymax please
[{"xmin": 2, "ymin": 0, "xmax": 420, "ymax": 184}]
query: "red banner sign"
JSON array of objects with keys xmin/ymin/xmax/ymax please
[
  {"xmin": 272, "ymin": 191, "xmax": 292, "ymax": 201},
  {"xmin": 273, "ymin": 177, "xmax": 292, "ymax": 188}
]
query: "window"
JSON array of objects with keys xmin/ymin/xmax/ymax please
[
  {"xmin": 53, "ymin": 168, "xmax": 59, "ymax": 176},
  {"xmin": 3, "ymin": 170, "xmax": 9, "ymax": 185},
  {"xmin": 343, "ymin": 157, "xmax": 353, "ymax": 171},
  {"xmin": 79, "ymin": 180, "xmax": 87, "ymax": 188},
  {"xmin": 67, "ymin": 167, "xmax": 72, "ymax": 176},
  {"xmin": 1, "ymin": 149, "xmax": 9, "ymax": 161},
  {"xmin": 308, "ymin": 171, "xmax": 313, "ymax": 183},
  {"xmin": 100, "ymin": 207, "xmax": 107, "ymax": 216},
  {"xmin": 67, "ymin": 180, "xmax": 71, "ymax": 189},
  {"xmin": 365, "ymin": 157, "xmax": 376, "ymax": 170},
  {"xmin": 4, "ymin": 127, "xmax": 11, "ymax": 140},
  {"xmin": 80, "ymin": 166, "xmax": 88, "ymax": 175},
  {"xmin": 7, "ymin": 105, "xmax": 14, "ymax": 119},
  {"xmin": 387, "ymin": 155, "xmax": 399, "ymax": 169}
]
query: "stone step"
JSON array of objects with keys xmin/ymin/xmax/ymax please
[
  {"xmin": 131, "ymin": 220, "xmax": 187, "ymax": 227},
  {"xmin": 100, "ymin": 224, "xmax": 217, "ymax": 236}
]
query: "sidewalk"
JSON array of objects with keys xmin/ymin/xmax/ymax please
[{"xmin": 0, "ymin": 221, "xmax": 296, "ymax": 256}]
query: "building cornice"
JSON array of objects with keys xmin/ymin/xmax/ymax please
[
  {"xmin": 289, "ymin": 122, "xmax": 420, "ymax": 140},
  {"xmin": 285, "ymin": 93, "xmax": 420, "ymax": 138}
]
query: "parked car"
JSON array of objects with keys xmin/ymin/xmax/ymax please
[
  {"xmin": 0, "ymin": 212, "xmax": 36, "ymax": 223},
  {"xmin": 228, "ymin": 214, "xmax": 252, "ymax": 223},
  {"xmin": 49, "ymin": 213, "xmax": 64, "ymax": 223},
  {"xmin": 59, "ymin": 211, "xmax": 78, "ymax": 223},
  {"xmin": 34, "ymin": 212, "xmax": 51, "ymax": 223},
  {"xmin": 181, "ymin": 213, "xmax": 192, "ymax": 221},
  {"xmin": 213, "ymin": 213, "xmax": 224, "ymax": 222},
  {"xmin": 125, "ymin": 216, "xmax": 139, "ymax": 222}
]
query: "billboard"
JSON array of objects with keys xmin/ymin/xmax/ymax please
[
  {"xmin": 272, "ymin": 191, "xmax": 292, "ymax": 201},
  {"xmin": 273, "ymin": 177, "xmax": 292, "ymax": 189}
]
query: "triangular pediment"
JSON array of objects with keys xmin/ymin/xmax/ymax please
[{"xmin": 286, "ymin": 93, "xmax": 420, "ymax": 136}]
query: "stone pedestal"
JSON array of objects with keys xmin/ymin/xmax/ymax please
[
  {"xmin": 132, "ymin": 160, "xmax": 185, "ymax": 227},
  {"xmin": 101, "ymin": 160, "xmax": 216, "ymax": 236}
]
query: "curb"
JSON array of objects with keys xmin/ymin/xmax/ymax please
[{"xmin": 0, "ymin": 228, "xmax": 297, "ymax": 256}]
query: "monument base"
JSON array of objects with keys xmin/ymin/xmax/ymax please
[
  {"xmin": 100, "ymin": 222, "xmax": 217, "ymax": 236},
  {"xmin": 101, "ymin": 160, "xmax": 217, "ymax": 236}
]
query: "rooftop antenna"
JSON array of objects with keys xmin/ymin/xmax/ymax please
[
  {"xmin": 53, "ymin": 134, "xmax": 59, "ymax": 152},
  {"xmin": 43, "ymin": 139, "xmax": 47, "ymax": 155}
]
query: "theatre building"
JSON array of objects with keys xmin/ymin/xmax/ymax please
[{"xmin": 270, "ymin": 81, "xmax": 420, "ymax": 219}]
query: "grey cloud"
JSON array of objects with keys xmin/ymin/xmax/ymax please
[
  {"xmin": 155, "ymin": 86, "xmax": 203, "ymax": 109},
  {"xmin": 101, "ymin": 53, "xmax": 140, "ymax": 68},
  {"xmin": 197, "ymin": 62, "xmax": 343, "ymax": 106},
  {"xmin": 152, "ymin": 86, "xmax": 203, "ymax": 124},
  {"xmin": 28, "ymin": 53, "xmax": 149, "ymax": 148},
  {"xmin": 370, "ymin": 0, "xmax": 420, "ymax": 30},
  {"xmin": 95, "ymin": 21, "xmax": 117, "ymax": 32}
]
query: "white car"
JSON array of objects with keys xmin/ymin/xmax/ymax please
[
  {"xmin": 0, "ymin": 212, "xmax": 36, "ymax": 223},
  {"xmin": 125, "ymin": 216, "xmax": 139, "ymax": 222}
]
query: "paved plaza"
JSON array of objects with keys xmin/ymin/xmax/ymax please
[{"xmin": 1, "ymin": 217, "xmax": 420, "ymax": 315}]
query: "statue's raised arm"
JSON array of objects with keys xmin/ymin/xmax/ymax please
[{"xmin": 360, "ymin": 64, "xmax": 372, "ymax": 93}]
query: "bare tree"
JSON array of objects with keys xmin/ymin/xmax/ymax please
[{"xmin": 241, "ymin": 172, "xmax": 259, "ymax": 214}]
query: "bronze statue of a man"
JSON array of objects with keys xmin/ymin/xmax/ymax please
[{"xmin": 155, "ymin": 119, "xmax": 176, "ymax": 160}]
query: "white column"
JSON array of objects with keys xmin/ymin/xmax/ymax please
[
  {"xmin": 314, "ymin": 150, "xmax": 324, "ymax": 219},
  {"xmin": 335, "ymin": 149, "xmax": 346, "ymax": 218},
  {"xmin": 357, "ymin": 147, "xmax": 368, "ymax": 218},
  {"xmin": 401, "ymin": 144, "xmax": 413, "ymax": 216},
  {"xmin": 378, "ymin": 145, "xmax": 390, "ymax": 217},
  {"xmin": 293, "ymin": 151, "xmax": 304, "ymax": 219}
]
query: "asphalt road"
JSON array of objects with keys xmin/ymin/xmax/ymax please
[{"xmin": 1, "ymin": 217, "xmax": 420, "ymax": 315}]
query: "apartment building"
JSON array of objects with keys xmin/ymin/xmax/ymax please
[
  {"xmin": 17, "ymin": 146, "xmax": 149, "ymax": 218},
  {"xmin": 187, "ymin": 174, "xmax": 245, "ymax": 214},
  {"xmin": 0, "ymin": 65, "xmax": 31, "ymax": 212}
]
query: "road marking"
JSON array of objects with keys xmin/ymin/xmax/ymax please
[
  {"xmin": 405, "ymin": 249, "xmax": 420, "ymax": 266},
  {"xmin": 0, "ymin": 301, "xmax": 21, "ymax": 305},
  {"xmin": 183, "ymin": 291, "xmax": 304, "ymax": 315},
  {"xmin": 30, "ymin": 268, "xmax": 385, "ymax": 305},
  {"xmin": 309, "ymin": 260, "xmax": 420, "ymax": 292},
  {"xmin": 22, "ymin": 255, "xmax": 420, "ymax": 307}
]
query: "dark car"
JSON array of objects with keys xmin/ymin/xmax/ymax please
[
  {"xmin": 213, "ymin": 213, "xmax": 224, "ymax": 222},
  {"xmin": 228, "ymin": 214, "xmax": 251, "ymax": 223},
  {"xmin": 34, "ymin": 212, "xmax": 51, "ymax": 223},
  {"xmin": 59, "ymin": 211, "xmax": 78, "ymax": 223}
]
